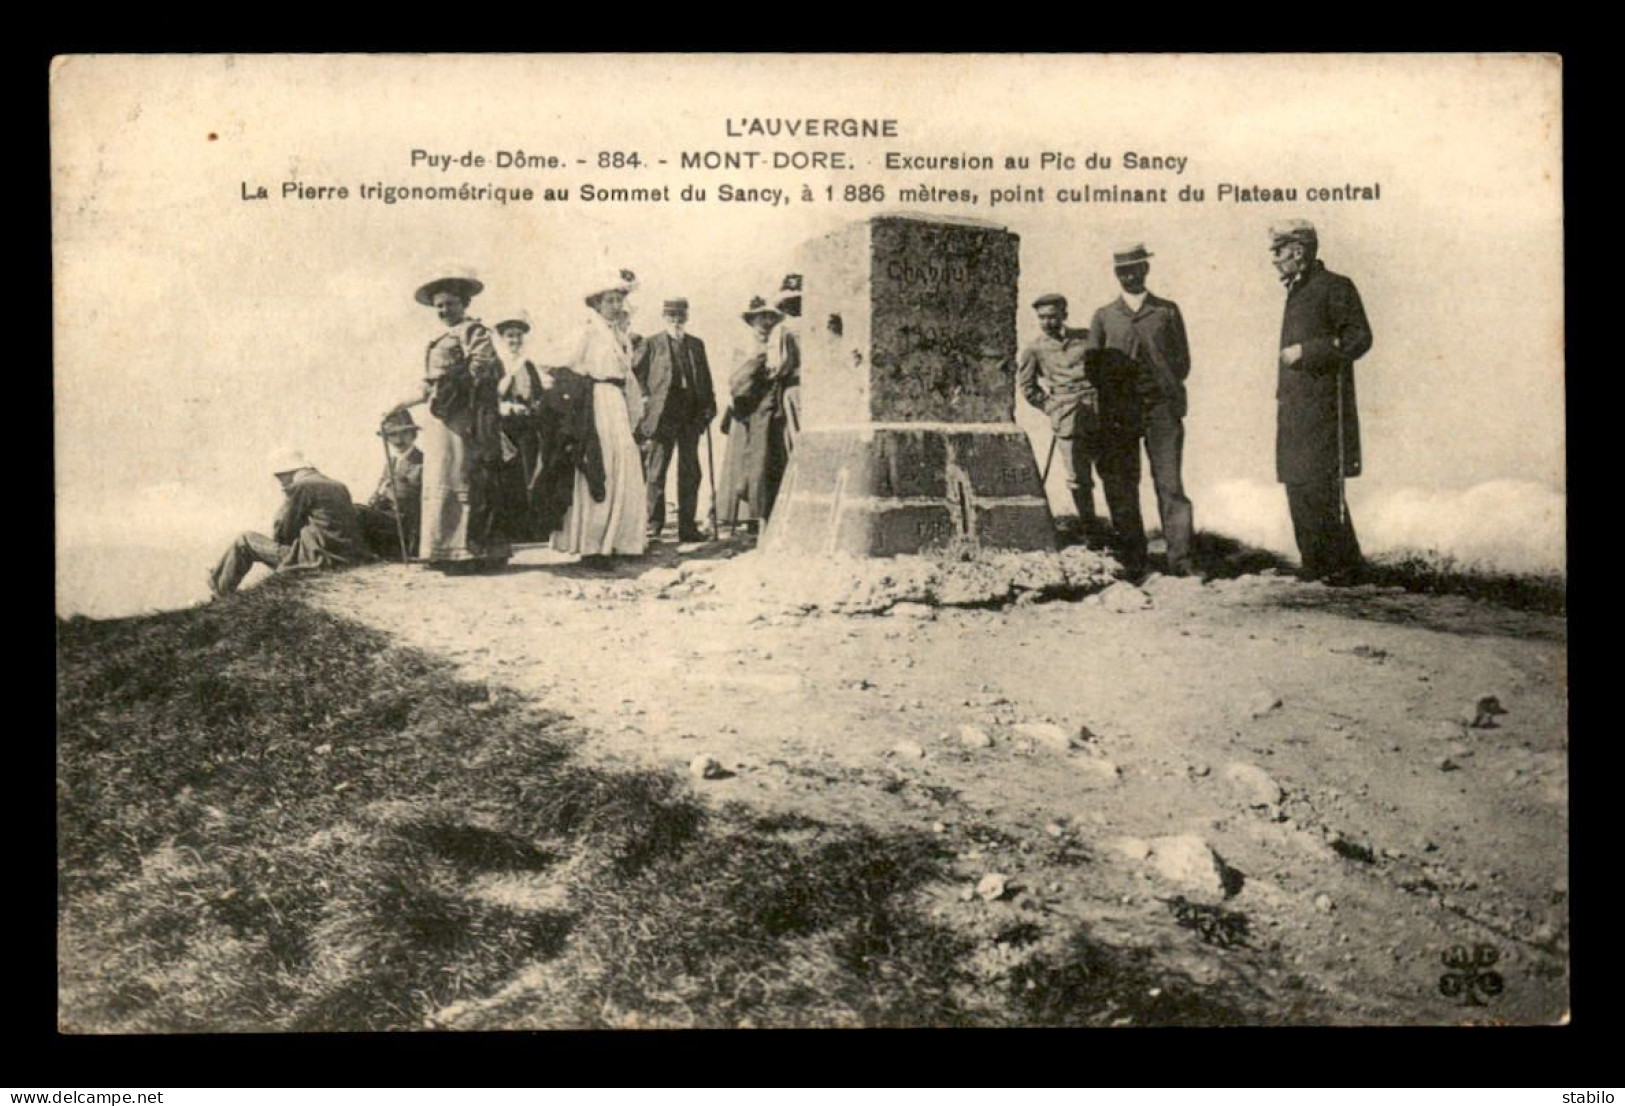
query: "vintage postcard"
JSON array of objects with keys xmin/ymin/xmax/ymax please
[{"xmin": 53, "ymin": 54, "xmax": 1566, "ymax": 1030}]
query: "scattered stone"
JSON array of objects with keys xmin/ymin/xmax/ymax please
[
  {"xmin": 932, "ymin": 822, "xmax": 948, "ymax": 834},
  {"xmin": 689, "ymin": 755, "xmax": 725, "ymax": 780},
  {"xmin": 958, "ymin": 725, "xmax": 995, "ymax": 749},
  {"xmin": 1245, "ymin": 688, "xmax": 1284, "ymax": 719},
  {"xmin": 1222, "ymin": 762, "xmax": 1284, "ymax": 807},
  {"xmin": 891, "ymin": 740, "xmax": 926, "ymax": 759},
  {"xmin": 1099, "ymin": 581, "xmax": 1153, "ymax": 613},
  {"xmin": 313, "ymin": 743, "xmax": 333, "ymax": 756},
  {"xmin": 959, "ymin": 886, "xmax": 976, "ymax": 902},
  {"xmin": 1074, "ymin": 723, "xmax": 1099, "ymax": 744},
  {"xmin": 1012, "ymin": 722, "xmax": 1073, "ymax": 753},
  {"xmin": 1188, "ymin": 762, "xmax": 1212, "ymax": 778},
  {"xmin": 1439, "ymin": 757, "xmax": 1461, "ymax": 772},
  {"xmin": 1448, "ymin": 743, "xmax": 1475, "ymax": 760},
  {"xmin": 1147, "ymin": 834, "xmax": 1242, "ymax": 898},
  {"xmin": 1044, "ymin": 822, "xmax": 1065, "ymax": 838},
  {"xmin": 1074, "ymin": 756, "xmax": 1121, "ymax": 785},
  {"xmin": 976, "ymin": 873, "xmax": 1010, "ymax": 902},
  {"xmin": 1106, "ymin": 836, "xmax": 1152, "ymax": 862},
  {"xmin": 1314, "ymin": 893, "xmax": 1335, "ymax": 914},
  {"xmin": 1471, "ymin": 696, "xmax": 1509, "ymax": 728}
]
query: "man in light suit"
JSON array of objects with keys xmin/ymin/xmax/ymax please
[
  {"xmin": 1088, "ymin": 243, "xmax": 1196, "ymax": 576},
  {"xmin": 633, "ymin": 297, "xmax": 717, "ymax": 542}
]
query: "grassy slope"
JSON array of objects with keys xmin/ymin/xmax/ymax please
[{"xmin": 57, "ymin": 577, "xmax": 1263, "ymax": 1031}]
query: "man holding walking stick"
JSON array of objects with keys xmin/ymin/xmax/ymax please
[
  {"xmin": 356, "ymin": 409, "xmax": 424, "ymax": 561},
  {"xmin": 1271, "ymin": 219, "xmax": 1373, "ymax": 585},
  {"xmin": 632, "ymin": 297, "xmax": 717, "ymax": 543},
  {"xmin": 1017, "ymin": 293, "xmax": 1147, "ymax": 575}
]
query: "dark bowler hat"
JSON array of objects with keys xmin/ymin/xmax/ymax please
[
  {"xmin": 1269, "ymin": 220, "xmax": 1318, "ymax": 250},
  {"xmin": 1031, "ymin": 293, "xmax": 1068, "ymax": 311},
  {"xmin": 663, "ymin": 298, "xmax": 690, "ymax": 314},
  {"xmin": 378, "ymin": 409, "xmax": 419, "ymax": 436},
  {"xmin": 415, "ymin": 265, "xmax": 484, "ymax": 306},
  {"xmin": 1112, "ymin": 243, "xmax": 1154, "ymax": 268}
]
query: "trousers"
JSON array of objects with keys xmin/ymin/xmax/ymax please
[
  {"xmin": 643, "ymin": 431, "xmax": 703, "ymax": 534},
  {"xmin": 1058, "ymin": 430, "xmax": 1147, "ymax": 572},
  {"xmin": 209, "ymin": 532, "xmax": 289, "ymax": 597},
  {"xmin": 1285, "ymin": 478, "xmax": 1363, "ymax": 579},
  {"xmin": 1143, "ymin": 405, "xmax": 1195, "ymax": 574}
]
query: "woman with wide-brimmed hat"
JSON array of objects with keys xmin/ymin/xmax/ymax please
[
  {"xmin": 549, "ymin": 268, "xmax": 648, "ymax": 560},
  {"xmin": 385, "ymin": 266, "xmax": 512, "ymax": 573},
  {"xmin": 716, "ymin": 294, "xmax": 789, "ymax": 534}
]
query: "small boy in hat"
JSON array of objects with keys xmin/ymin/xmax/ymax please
[{"xmin": 356, "ymin": 411, "xmax": 424, "ymax": 559}]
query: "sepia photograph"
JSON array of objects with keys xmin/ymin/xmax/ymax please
[{"xmin": 52, "ymin": 53, "xmax": 1566, "ymax": 1030}]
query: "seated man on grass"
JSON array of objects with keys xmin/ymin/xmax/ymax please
[{"xmin": 208, "ymin": 448, "xmax": 369, "ymax": 598}]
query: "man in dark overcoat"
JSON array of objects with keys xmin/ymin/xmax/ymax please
[
  {"xmin": 1088, "ymin": 243, "xmax": 1195, "ymax": 575},
  {"xmin": 633, "ymin": 297, "xmax": 717, "ymax": 541},
  {"xmin": 1271, "ymin": 219, "xmax": 1373, "ymax": 584}
]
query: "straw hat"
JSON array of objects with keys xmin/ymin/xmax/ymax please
[
  {"xmin": 492, "ymin": 309, "xmax": 533, "ymax": 334},
  {"xmin": 266, "ymin": 447, "xmax": 310, "ymax": 475},
  {"xmin": 741, "ymin": 294, "xmax": 783, "ymax": 325},
  {"xmin": 583, "ymin": 268, "xmax": 639, "ymax": 306},
  {"xmin": 414, "ymin": 265, "xmax": 484, "ymax": 306}
]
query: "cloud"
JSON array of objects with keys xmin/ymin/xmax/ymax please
[{"xmin": 1200, "ymin": 478, "xmax": 1565, "ymax": 576}]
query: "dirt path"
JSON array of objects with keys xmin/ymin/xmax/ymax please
[{"xmin": 304, "ymin": 540, "xmax": 1568, "ymax": 1025}]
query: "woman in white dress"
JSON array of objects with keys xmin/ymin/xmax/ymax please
[{"xmin": 550, "ymin": 269, "xmax": 648, "ymax": 560}]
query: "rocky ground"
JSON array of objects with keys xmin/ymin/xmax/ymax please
[{"xmin": 304, "ymin": 535, "xmax": 1569, "ymax": 1026}]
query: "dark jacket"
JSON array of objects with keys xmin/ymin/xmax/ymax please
[
  {"xmin": 1088, "ymin": 292, "xmax": 1192, "ymax": 419},
  {"xmin": 530, "ymin": 366, "xmax": 607, "ymax": 534},
  {"xmin": 1276, "ymin": 261, "xmax": 1373, "ymax": 484},
  {"xmin": 632, "ymin": 331, "xmax": 717, "ymax": 441},
  {"xmin": 274, "ymin": 469, "xmax": 368, "ymax": 567}
]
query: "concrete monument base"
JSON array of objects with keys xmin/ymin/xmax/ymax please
[{"xmin": 762, "ymin": 424, "xmax": 1055, "ymax": 557}]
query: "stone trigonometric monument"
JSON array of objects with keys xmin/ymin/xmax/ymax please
[{"xmin": 763, "ymin": 213, "xmax": 1056, "ymax": 557}]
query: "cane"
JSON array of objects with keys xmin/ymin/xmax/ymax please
[
  {"xmin": 1039, "ymin": 431, "xmax": 1058, "ymax": 485},
  {"xmin": 381, "ymin": 428, "xmax": 411, "ymax": 567},
  {"xmin": 1335, "ymin": 372, "xmax": 1348, "ymax": 526},
  {"xmin": 705, "ymin": 422, "xmax": 724, "ymax": 540}
]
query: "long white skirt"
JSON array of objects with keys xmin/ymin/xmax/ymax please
[{"xmin": 551, "ymin": 382, "xmax": 648, "ymax": 556}]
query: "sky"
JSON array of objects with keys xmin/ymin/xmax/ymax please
[{"xmin": 52, "ymin": 55, "xmax": 1565, "ymax": 612}]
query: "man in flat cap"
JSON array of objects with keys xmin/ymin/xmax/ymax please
[
  {"xmin": 1017, "ymin": 293, "xmax": 1147, "ymax": 573},
  {"xmin": 632, "ymin": 296, "xmax": 717, "ymax": 542},
  {"xmin": 208, "ymin": 449, "xmax": 368, "ymax": 598},
  {"xmin": 1270, "ymin": 219, "xmax": 1373, "ymax": 584},
  {"xmin": 1087, "ymin": 243, "xmax": 1195, "ymax": 576},
  {"xmin": 355, "ymin": 410, "xmax": 424, "ymax": 560}
]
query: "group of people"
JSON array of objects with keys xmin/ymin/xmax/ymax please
[
  {"xmin": 207, "ymin": 267, "xmax": 806, "ymax": 596},
  {"xmin": 208, "ymin": 218, "xmax": 1371, "ymax": 598},
  {"xmin": 1016, "ymin": 220, "xmax": 1371, "ymax": 584}
]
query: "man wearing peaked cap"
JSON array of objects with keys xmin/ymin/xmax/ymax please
[
  {"xmin": 1270, "ymin": 219, "xmax": 1373, "ymax": 584},
  {"xmin": 207, "ymin": 449, "xmax": 367, "ymax": 598},
  {"xmin": 632, "ymin": 295, "xmax": 717, "ymax": 541},
  {"xmin": 1088, "ymin": 241, "xmax": 1195, "ymax": 576},
  {"xmin": 1018, "ymin": 291, "xmax": 1146, "ymax": 569}
]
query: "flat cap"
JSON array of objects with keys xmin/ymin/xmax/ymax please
[{"xmin": 1031, "ymin": 293, "xmax": 1068, "ymax": 311}]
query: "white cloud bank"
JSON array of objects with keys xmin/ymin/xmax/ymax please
[{"xmin": 1201, "ymin": 478, "xmax": 1565, "ymax": 576}]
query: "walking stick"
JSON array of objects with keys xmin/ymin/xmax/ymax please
[
  {"xmin": 1039, "ymin": 431, "xmax": 1059, "ymax": 485},
  {"xmin": 705, "ymin": 422, "xmax": 724, "ymax": 539},
  {"xmin": 381, "ymin": 431, "xmax": 411, "ymax": 566},
  {"xmin": 1335, "ymin": 371, "xmax": 1348, "ymax": 526}
]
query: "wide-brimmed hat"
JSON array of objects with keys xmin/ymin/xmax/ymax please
[
  {"xmin": 742, "ymin": 295, "xmax": 783, "ymax": 324},
  {"xmin": 583, "ymin": 268, "xmax": 639, "ymax": 306},
  {"xmin": 1112, "ymin": 243, "xmax": 1154, "ymax": 268},
  {"xmin": 775, "ymin": 272, "xmax": 803, "ymax": 309},
  {"xmin": 377, "ymin": 410, "xmax": 419, "ymax": 437},
  {"xmin": 267, "ymin": 447, "xmax": 309, "ymax": 475},
  {"xmin": 1269, "ymin": 220, "xmax": 1318, "ymax": 251},
  {"xmin": 492, "ymin": 309, "xmax": 532, "ymax": 334},
  {"xmin": 415, "ymin": 266, "xmax": 484, "ymax": 307}
]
